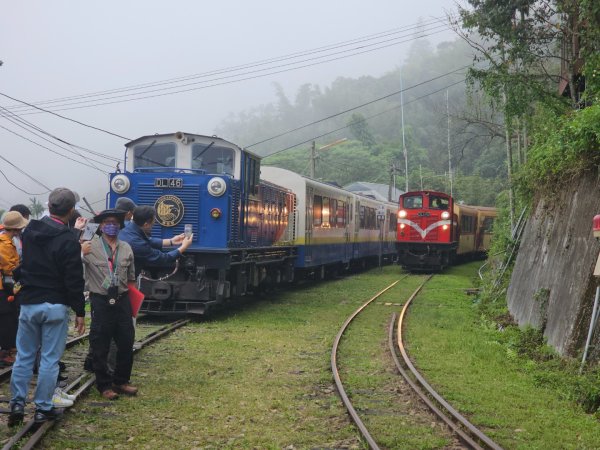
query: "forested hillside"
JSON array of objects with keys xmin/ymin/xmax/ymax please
[{"xmin": 216, "ymin": 37, "xmax": 507, "ymax": 206}]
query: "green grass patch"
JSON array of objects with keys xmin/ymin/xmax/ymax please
[{"xmin": 405, "ymin": 262, "xmax": 600, "ymax": 449}]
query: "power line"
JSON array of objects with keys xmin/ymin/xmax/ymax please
[
  {"xmin": 0, "ymin": 154, "xmax": 51, "ymax": 191},
  {"xmin": 264, "ymin": 78, "xmax": 466, "ymax": 158},
  {"xmin": 0, "ymin": 168, "xmax": 50, "ymax": 196},
  {"xmin": 0, "ymin": 92, "xmax": 130, "ymax": 140},
  {"xmin": 246, "ymin": 65, "xmax": 468, "ymax": 148},
  {"xmin": 0, "ymin": 106, "xmax": 120, "ymax": 162},
  {"xmin": 4, "ymin": 18, "xmax": 447, "ymax": 112},
  {"xmin": 0, "ymin": 109, "xmax": 115, "ymax": 170},
  {"xmin": 10, "ymin": 24, "xmax": 450, "ymax": 115},
  {"xmin": 0, "ymin": 124, "xmax": 109, "ymax": 172}
]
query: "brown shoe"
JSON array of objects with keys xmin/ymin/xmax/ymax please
[
  {"xmin": 101, "ymin": 389, "xmax": 119, "ymax": 400},
  {"xmin": 113, "ymin": 384, "xmax": 138, "ymax": 396}
]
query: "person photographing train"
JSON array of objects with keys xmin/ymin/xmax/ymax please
[
  {"xmin": 83, "ymin": 209, "xmax": 137, "ymax": 400},
  {"xmin": 119, "ymin": 205, "xmax": 193, "ymax": 276}
]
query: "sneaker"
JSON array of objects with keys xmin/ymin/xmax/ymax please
[
  {"xmin": 34, "ymin": 408, "xmax": 61, "ymax": 424},
  {"xmin": 52, "ymin": 393, "xmax": 74, "ymax": 408},
  {"xmin": 8, "ymin": 403, "xmax": 24, "ymax": 427},
  {"xmin": 55, "ymin": 387, "xmax": 76, "ymax": 401}
]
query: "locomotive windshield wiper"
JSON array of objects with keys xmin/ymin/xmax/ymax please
[
  {"xmin": 138, "ymin": 139, "xmax": 157, "ymax": 158},
  {"xmin": 193, "ymin": 141, "xmax": 215, "ymax": 161},
  {"xmin": 136, "ymin": 155, "xmax": 167, "ymax": 167}
]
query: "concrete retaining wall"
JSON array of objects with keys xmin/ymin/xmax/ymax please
[{"xmin": 507, "ymin": 169, "xmax": 600, "ymax": 359}]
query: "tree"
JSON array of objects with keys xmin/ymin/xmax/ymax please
[
  {"xmin": 29, "ymin": 197, "xmax": 44, "ymax": 219},
  {"xmin": 347, "ymin": 113, "xmax": 376, "ymax": 149}
]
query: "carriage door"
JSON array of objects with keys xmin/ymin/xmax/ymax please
[{"xmin": 305, "ymin": 186, "xmax": 314, "ymax": 265}]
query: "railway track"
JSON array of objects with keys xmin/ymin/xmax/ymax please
[
  {"xmin": 0, "ymin": 318, "xmax": 188, "ymax": 449},
  {"xmin": 331, "ymin": 275, "xmax": 503, "ymax": 450}
]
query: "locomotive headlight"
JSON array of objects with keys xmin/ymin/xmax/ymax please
[
  {"xmin": 207, "ymin": 177, "xmax": 226, "ymax": 197},
  {"xmin": 398, "ymin": 210, "xmax": 407, "ymax": 218},
  {"xmin": 441, "ymin": 211, "xmax": 450, "ymax": 219},
  {"xmin": 111, "ymin": 175, "xmax": 130, "ymax": 194}
]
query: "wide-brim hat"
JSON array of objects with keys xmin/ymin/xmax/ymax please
[
  {"xmin": 93, "ymin": 209, "xmax": 126, "ymax": 228},
  {"xmin": 2, "ymin": 211, "xmax": 29, "ymax": 230}
]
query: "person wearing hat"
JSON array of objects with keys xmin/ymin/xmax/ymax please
[
  {"xmin": 83, "ymin": 208, "xmax": 137, "ymax": 400},
  {"xmin": 0, "ymin": 211, "xmax": 28, "ymax": 367},
  {"xmin": 8, "ymin": 188, "xmax": 86, "ymax": 426},
  {"xmin": 114, "ymin": 197, "xmax": 136, "ymax": 226}
]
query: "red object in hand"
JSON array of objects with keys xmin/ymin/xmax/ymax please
[
  {"xmin": 7, "ymin": 296, "xmax": 14, "ymax": 302},
  {"xmin": 128, "ymin": 282, "xmax": 145, "ymax": 318}
]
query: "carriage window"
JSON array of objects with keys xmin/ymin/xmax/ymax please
[
  {"xmin": 359, "ymin": 206, "xmax": 366, "ymax": 228},
  {"xmin": 328, "ymin": 198, "xmax": 337, "ymax": 227},
  {"xmin": 322, "ymin": 197, "xmax": 331, "ymax": 227},
  {"xmin": 482, "ymin": 217, "xmax": 495, "ymax": 233},
  {"xmin": 133, "ymin": 142, "xmax": 177, "ymax": 169},
  {"xmin": 336, "ymin": 201, "xmax": 346, "ymax": 227},
  {"xmin": 313, "ymin": 195, "xmax": 323, "ymax": 226},
  {"xmin": 461, "ymin": 215, "xmax": 475, "ymax": 233},
  {"xmin": 403, "ymin": 195, "xmax": 422, "ymax": 209},
  {"xmin": 192, "ymin": 144, "xmax": 234, "ymax": 175},
  {"xmin": 429, "ymin": 195, "xmax": 449, "ymax": 210}
]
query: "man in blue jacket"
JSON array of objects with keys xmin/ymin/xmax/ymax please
[
  {"xmin": 119, "ymin": 205, "xmax": 192, "ymax": 275},
  {"xmin": 9, "ymin": 188, "xmax": 86, "ymax": 426}
]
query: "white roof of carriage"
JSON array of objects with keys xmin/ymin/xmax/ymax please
[{"xmin": 343, "ymin": 181, "xmax": 403, "ymax": 203}]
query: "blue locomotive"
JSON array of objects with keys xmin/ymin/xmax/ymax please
[{"xmin": 108, "ymin": 132, "xmax": 397, "ymax": 314}]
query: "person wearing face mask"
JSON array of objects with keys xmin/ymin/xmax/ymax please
[
  {"xmin": 8, "ymin": 188, "xmax": 86, "ymax": 426},
  {"xmin": 82, "ymin": 209, "xmax": 137, "ymax": 400},
  {"xmin": 0, "ymin": 211, "xmax": 28, "ymax": 367},
  {"xmin": 119, "ymin": 205, "xmax": 192, "ymax": 276}
]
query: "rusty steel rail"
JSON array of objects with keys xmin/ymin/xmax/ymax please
[
  {"xmin": 0, "ymin": 333, "xmax": 90, "ymax": 384},
  {"xmin": 330, "ymin": 277, "xmax": 406, "ymax": 450},
  {"xmin": 2, "ymin": 318, "xmax": 189, "ymax": 450},
  {"xmin": 395, "ymin": 279, "xmax": 504, "ymax": 450}
]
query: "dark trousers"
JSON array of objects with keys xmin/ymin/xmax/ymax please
[
  {"xmin": 89, "ymin": 293, "xmax": 135, "ymax": 392},
  {"xmin": 0, "ymin": 290, "xmax": 19, "ymax": 350}
]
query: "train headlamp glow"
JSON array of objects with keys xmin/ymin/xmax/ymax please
[
  {"xmin": 207, "ymin": 177, "xmax": 226, "ymax": 197},
  {"xmin": 400, "ymin": 223, "xmax": 406, "ymax": 229},
  {"xmin": 210, "ymin": 208, "xmax": 222, "ymax": 219},
  {"xmin": 442, "ymin": 224, "xmax": 448, "ymax": 230},
  {"xmin": 111, "ymin": 175, "xmax": 130, "ymax": 194},
  {"xmin": 441, "ymin": 211, "xmax": 450, "ymax": 219},
  {"xmin": 398, "ymin": 210, "xmax": 407, "ymax": 218}
]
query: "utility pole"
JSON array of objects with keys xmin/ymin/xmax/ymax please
[
  {"xmin": 400, "ymin": 71, "xmax": 408, "ymax": 192},
  {"xmin": 446, "ymin": 90, "xmax": 453, "ymax": 197},
  {"xmin": 388, "ymin": 162, "xmax": 396, "ymax": 202},
  {"xmin": 310, "ymin": 141, "xmax": 316, "ymax": 178}
]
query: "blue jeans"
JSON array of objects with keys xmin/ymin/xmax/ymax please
[{"xmin": 10, "ymin": 303, "xmax": 70, "ymax": 411}]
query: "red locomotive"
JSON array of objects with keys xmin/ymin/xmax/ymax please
[{"xmin": 396, "ymin": 190, "xmax": 497, "ymax": 270}]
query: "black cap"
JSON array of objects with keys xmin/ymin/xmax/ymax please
[
  {"xmin": 93, "ymin": 209, "xmax": 126, "ymax": 228},
  {"xmin": 115, "ymin": 197, "xmax": 136, "ymax": 213},
  {"xmin": 48, "ymin": 188, "xmax": 76, "ymax": 216}
]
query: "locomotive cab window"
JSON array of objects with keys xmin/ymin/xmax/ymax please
[
  {"xmin": 403, "ymin": 195, "xmax": 422, "ymax": 209},
  {"xmin": 133, "ymin": 142, "xmax": 177, "ymax": 169},
  {"xmin": 429, "ymin": 195, "xmax": 449, "ymax": 210},
  {"xmin": 192, "ymin": 144, "xmax": 235, "ymax": 175}
]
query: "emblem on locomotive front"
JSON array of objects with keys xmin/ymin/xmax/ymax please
[{"xmin": 154, "ymin": 195, "xmax": 185, "ymax": 227}]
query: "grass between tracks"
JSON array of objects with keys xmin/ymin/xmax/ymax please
[
  {"xmin": 39, "ymin": 262, "xmax": 600, "ymax": 449},
  {"xmin": 406, "ymin": 262, "xmax": 600, "ymax": 449}
]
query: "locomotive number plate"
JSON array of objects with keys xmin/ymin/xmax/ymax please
[
  {"xmin": 417, "ymin": 212, "xmax": 431, "ymax": 217},
  {"xmin": 154, "ymin": 178, "xmax": 183, "ymax": 188}
]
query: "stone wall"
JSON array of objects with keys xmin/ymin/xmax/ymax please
[{"xmin": 507, "ymin": 169, "xmax": 600, "ymax": 359}]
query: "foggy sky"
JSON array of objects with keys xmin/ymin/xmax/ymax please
[{"xmin": 0, "ymin": 0, "xmax": 458, "ymax": 211}]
